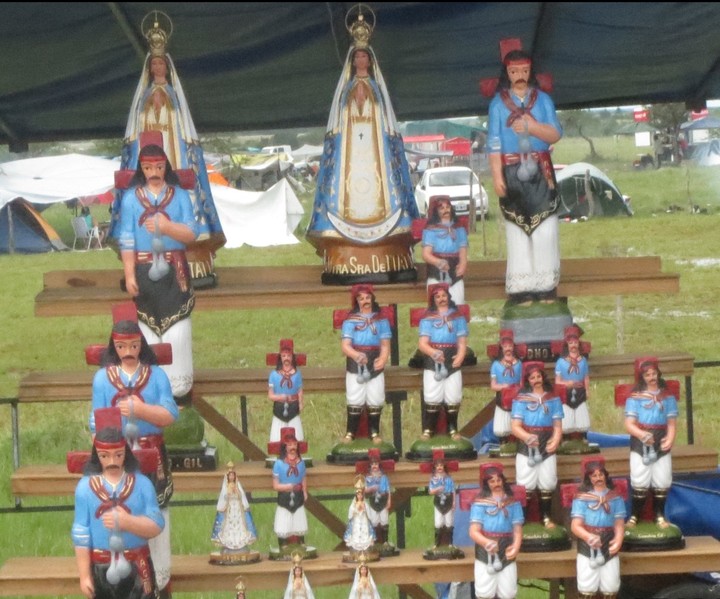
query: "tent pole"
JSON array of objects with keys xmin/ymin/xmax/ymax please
[{"xmin": 7, "ymin": 201, "xmax": 14, "ymax": 254}]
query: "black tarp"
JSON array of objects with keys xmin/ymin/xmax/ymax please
[{"xmin": 2, "ymin": 3, "xmax": 720, "ymax": 146}]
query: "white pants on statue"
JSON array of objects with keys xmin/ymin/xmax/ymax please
[
  {"xmin": 149, "ymin": 507, "xmax": 171, "ymax": 590},
  {"xmin": 577, "ymin": 553, "xmax": 620, "ymax": 594},
  {"xmin": 505, "ymin": 215, "xmax": 560, "ymax": 295},
  {"xmin": 474, "ymin": 559, "xmax": 517, "ymax": 599},
  {"xmin": 139, "ymin": 319, "xmax": 193, "ymax": 397}
]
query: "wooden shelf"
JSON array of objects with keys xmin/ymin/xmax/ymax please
[
  {"xmin": 16, "ymin": 351, "xmax": 694, "ymax": 403},
  {"xmin": 1, "ymin": 537, "xmax": 718, "ymax": 597},
  {"xmin": 34, "ymin": 257, "xmax": 679, "ymax": 317},
  {"xmin": 10, "ymin": 445, "xmax": 718, "ymax": 498}
]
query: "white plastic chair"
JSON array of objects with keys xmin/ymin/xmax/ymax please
[{"xmin": 71, "ymin": 216, "xmax": 102, "ymax": 250}]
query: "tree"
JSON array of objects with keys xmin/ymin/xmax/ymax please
[{"xmin": 559, "ymin": 109, "xmax": 600, "ymax": 160}]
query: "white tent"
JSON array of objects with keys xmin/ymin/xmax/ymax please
[
  {"xmin": 211, "ymin": 178, "xmax": 304, "ymax": 248},
  {"xmin": 0, "ymin": 153, "xmax": 304, "ymax": 248},
  {"xmin": 0, "ymin": 153, "xmax": 118, "ymax": 209},
  {"xmin": 291, "ymin": 144, "xmax": 324, "ymax": 162}
]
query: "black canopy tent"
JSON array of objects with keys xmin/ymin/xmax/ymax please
[{"xmin": 2, "ymin": 2, "xmax": 720, "ymax": 149}]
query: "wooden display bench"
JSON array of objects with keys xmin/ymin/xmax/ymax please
[
  {"xmin": 34, "ymin": 256, "xmax": 679, "ymax": 316},
  {"xmin": 1, "ymin": 538, "xmax": 719, "ymax": 598},
  {"xmin": 10, "ymin": 446, "xmax": 718, "ymax": 498},
  {"xmin": 16, "ymin": 352, "xmax": 695, "ymax": 404}
]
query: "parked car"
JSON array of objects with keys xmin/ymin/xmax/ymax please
[{"xmin": 414, "ymin": 166, "xmax": 489, "ymax": 217}]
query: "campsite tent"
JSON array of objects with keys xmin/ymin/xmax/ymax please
[
  {"xmin": 0, "ymin": 154, "xmax": 118, "ymax": 209},
  {"xmin": 0, "ymin": 198, "xmax": 68, "ymax": 254},
  {"xmin": 211, "ymin": 179, "xmax": 304, "ymax": 248},
  {"xmin": 555, "ymin": 163, "xmax": 632, "ymax": 220},
  {"xmin": 688, "ymin": 139, "xmax": 720, "ymax": 166}
]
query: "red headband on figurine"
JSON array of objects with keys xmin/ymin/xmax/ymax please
[
  {"xmin": 139, "ymin": 154, "xmax": 166, "ymax": 164},
  {"xmin": 279, "ymin": 339, "xmax": 294, "ymax": 354},
  {"xmin": 504, "ymin": 56, "xmax": 532, "ymax": 67},
  {"xmin": 480, "ymin": 462, "xmax": 504, "ymax": 481},
  {"xmin": 93, "ymin": 407, "xmax": 126, "ymax": 451}
]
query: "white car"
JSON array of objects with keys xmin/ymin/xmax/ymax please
[{"xmin": 414, "ymin": 166, "xmax": 489, "ymax": 217}]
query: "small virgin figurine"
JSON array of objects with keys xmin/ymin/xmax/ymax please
[
  {"xmin": 283, "ymin": 553, "xmax": 316, "ymax": 599},
  {"xmin": 210, "ymin": 462, "xmax": 260, "ymax": 565},
  {"xmin": 343, "ymin": 475, "xmax": 379, "ymax": 562},
  {"xmin": 348, "ymin": 559, "xmax": 382, "ymax": 599}
]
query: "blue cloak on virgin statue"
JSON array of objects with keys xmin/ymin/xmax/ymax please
[
  {"xmin": 109, "ymin": 14, "xmax": 225, "ymax": 289},
  {"xmin": 306, "ymin": 13, "xmax": 418, "ymax": 285}
]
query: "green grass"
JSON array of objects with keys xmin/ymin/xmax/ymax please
[{"xmin": 1, "ymin": 135, "xmax": 719, "ymax": 598}]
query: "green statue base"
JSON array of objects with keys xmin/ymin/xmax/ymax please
[
  {"xmin": 372, "ymin": 541, "xmax": 400, "ymax": 558},
  {"xmin": 327, "ymin": 438, "xmax": 399, "ymax": 465},
  {"xmin": 501, "ymin": 298, "xmax": 573, "ymax": 362},
  {"xmin": 268, "ymin": 543, "xmax": 318, "ymax": 561},
  {"xmin": 489, "ymin": 440, "xmax": 518, "ymax": 458},
  {"xmin": 405, "ymin": 434, "xmax": 477, "ymax": 462},
  {"xmin": 556, "ymin": 437, "xmax": 600, "ymax": 455},
  {"xmin": 423, "ymin": 544, "xmax": 465, "ymax": 561},
  {"xmin": 164, "ymin": 405, "xmax": 217, "ymax": 471},
  {"xmin": 520, "ymin": 522, "xmax": 571, "ymax": 552},
  {"xmin": 623, "ymin": 521, "xmax": 685, "ymax": 551}
]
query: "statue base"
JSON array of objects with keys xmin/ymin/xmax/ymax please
[
  {"xmin": 489, "ymin": 440, "xmax": 518, "ymax": 458},
  {"xmin": 316, "ymin": 237, "xmax": 417, "ymax": 286},
  {"xmin": 423, "ymin": 544, "xmax": 465, "ymax": 561},
  {"xmin": 342, "ymin": 548, "xmax": 380, "ymax": 563},
  {"xmin": 165, "ymin": 405, "xmax": 217, "ymax": 471},
  {"xmin": 268, "ymin": 543, "xmax": 318, "ymax": 561},
  {"xmin": 405, "ymin": 435, "xmax": 478, "ymax": 462},
  {"xmin": 327, "ymin": 438, "xmax": 399, "ymax": 465},
  {"xmin": 209, "ymin": 548, "xmax": 261, "ymax": 566},
  {"xmin": 373, "ymin": 541, "xmax": 400, "ymax": 558},
  {"xmin": 557, "ymin": 438, "xmax": 600, "ymax": 455},
  {"xmin": 170, "ymin": 446, "xmax": 218, "ymax": 472},
  {"xmin": 520, "ymin": 522, "xmax": 571, "ymax": 552},
  {"xmin": 186, "ymin": 235, "xmax": 225, "ymax": 290},
  {"xmin": 501, "ymin": 298, "xmax": 573, "ymax": 361},
  {"xmin": 623, "ymin": 521, "xmax": 685, "ymax": 551}
]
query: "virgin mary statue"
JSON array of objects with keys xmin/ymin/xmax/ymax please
[
  {"xmin": 111, "ymin": 12, "xmax": 225, "ymax": 289},
  {"xmin": 306, "ymin": 7, "xmax": 418, "ymax": 285}
]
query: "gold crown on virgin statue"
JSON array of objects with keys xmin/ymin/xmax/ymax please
[
  {"xmin": 346, "ymin": 4, "xmax": 376, "ymax": 49},
  {"xmin": 141, "ymin": 10, "xmax": 174, "ymax": 57}
]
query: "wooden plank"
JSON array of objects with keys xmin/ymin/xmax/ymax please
[
  {"xmin": 2, "ymin": 537, "xmax": 719, "ymax": 597},
  {"xmin": 34, "ymin": 257, "xmax": 679, "ymax": 317},
  {"xmin": 16, "ymin": 352, "xmax": 694, "ymax": 403},
  {"xmin": 39, "ymin": 258, "xmax": 666, "ymax": 289},
  {"xmin": 11, "ymin": 445, "xmax": 717, "ymax": 497}
]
